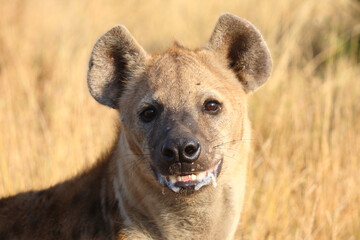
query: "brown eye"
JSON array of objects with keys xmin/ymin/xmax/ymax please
[
  {"xmin": 203, "ymin": 100, "xmax": 221, "ymax": 114},
  {"xmin": 140, "ymin": 107, "xmax": 157, "ymax": 122}
]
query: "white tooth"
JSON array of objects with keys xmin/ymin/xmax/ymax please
[
  {"xmin": 169, "ymin": 185, "xmax": 180, "ymax": 193},
  {"xmin": 197, "ymin": 172, "xmax": 205, "ymax": 180},
  {"xmin": 169, "ymin": 176, "xmax": 176, "ymax": 184},
  {"xmin": 177, "ymin": 176, "xmax": 182, "ymax": 182},
  {"xmin": 191, "ymin": 174, "xmax": 197, "ymax": 181}
]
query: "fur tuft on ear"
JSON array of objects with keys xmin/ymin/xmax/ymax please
[
  {"xmin": 208, "ymin": 13, "xmax": 272, "ymax": 92},
  {"xmin": 87, "ymin": 25, "xmax": 146, "ymax": 108}
]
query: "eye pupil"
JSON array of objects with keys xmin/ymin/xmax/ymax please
[
  {"xmin": 207, "ymin": 102, "xmax": 217, "ymax": 111},
  {"xmin": 204, "ymin": 100, "xmax": 221, "ymax": 114},
  {"xmin": 144, "ymin": 109, "xmax": 154, "ymax": 117},
  {"xmin": 140, "ymin": 108, "xmax": 156, "ymax": 122}
]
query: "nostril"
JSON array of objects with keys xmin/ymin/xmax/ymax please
[
  {"xmin": 161, "ymin": 143, "xmax": 178, "ymax": 163},
  {"xmin": 162, "ymin": 147, "xmax": 175, "ymax": 158},
  {"xmin": 180, "ymin": 141, "xmax": 200, "ymax": 163},
  {"xmin": 184, "ymin": 144, "xmax": 197, "ymax": 156},
  {"xmin": 183, "ymin": 142, "xmax": 200, "ymax": 159}
]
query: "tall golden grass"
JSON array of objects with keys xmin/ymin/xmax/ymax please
[{"xmin": 0, "ymin": 0, "xmax": 359, "ymax": 239}]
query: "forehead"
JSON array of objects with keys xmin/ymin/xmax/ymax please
[
  {"xmin": 143, "ymin": 46, "xmax": 244, "ymax": 107},
  {"xmin": 149, "ymin": 47, "xmax": 220, "ymax": 87}
]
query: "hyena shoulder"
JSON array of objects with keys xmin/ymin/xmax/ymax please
[{"xmin": 0, "ymin": 153, "xmax": 121, "ymax": 239}]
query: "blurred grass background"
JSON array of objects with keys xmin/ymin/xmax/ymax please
[{"xmin": 0, "ymin": 0, "xmax": 359, "ymax": 239}]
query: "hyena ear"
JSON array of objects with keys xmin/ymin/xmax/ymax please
[
  {"xmin": 208, "ymin": 13, "xmax": 272, "ymax": 93},
  {"xmin": 87, "ymin": 25, "xmax": 146, "ymax": 108}
]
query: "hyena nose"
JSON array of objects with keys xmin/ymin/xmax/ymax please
[{"xmin": 161, "ymin": 137, "xmax": 201, "ymax": 163}]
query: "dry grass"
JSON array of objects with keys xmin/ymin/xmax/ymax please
[{"xmin": 0, "ymin": 0, "xmax": 359, "ymax": 239}]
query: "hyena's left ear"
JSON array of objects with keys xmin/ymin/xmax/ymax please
[
  {"xmin": 87, "ymin": 25, "xmax": 146, "ymax": 108},
  {"xmin": 208, "ymin": 13, "xmax": 272, "ymax": 93}
]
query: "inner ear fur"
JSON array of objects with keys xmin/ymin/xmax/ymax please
[
  {"xmin": 208, "ymin": 13, "xmax": 272, "ymax": 93},
  {"xmin": 87, "ymin": 25, "xmax": 146, "ymax": 108}
]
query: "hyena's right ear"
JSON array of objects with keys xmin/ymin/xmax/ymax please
[{"xmin": 87, "ymin": 26, "xmax": 146, "ymax": 108}]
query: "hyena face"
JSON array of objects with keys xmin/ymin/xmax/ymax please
[
  {"xmin": 88, "ymin": 13, "xmax": 272, "ymax": 195},
  {"xmin": 118, "ymin": 49, "xmax": 249, "ymax": 194}
]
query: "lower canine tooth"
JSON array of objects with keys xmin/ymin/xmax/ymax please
[
  {"xmin": 197, "ymin": 172, "xmax": 205, "ymax": 180},
  {"xmin": 169, "ymin": 185, "xmax": 180, "ymax": 193},
  {"xmin": 169, "ymin": 176, "xmax": 176, "ymax": 184}
]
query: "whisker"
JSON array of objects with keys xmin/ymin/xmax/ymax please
[
  {"xmin": 214, "ymin": 153, "xmax": 237, "ymax": 161},
  {"xmin": 208, "ymin": 129, "xmax": 229, "ymax": 143},
  {"xmin": 212, "ymin": 147, "xmax": 239, "ymax": 152},
  {"xmin": 211, "ymin": 139, "xmax": 247, "ymax": 148},
  {"xmin": 125, "ymin": 153, "xmax": 152, "ymax": 157}
]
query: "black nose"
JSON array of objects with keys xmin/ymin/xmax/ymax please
[{"xmin": 161, "ymin": 136, "xmax": 201, "ymax": 163}]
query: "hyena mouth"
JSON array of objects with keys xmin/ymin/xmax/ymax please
[{"xmin": 155, "ymin": 160, "xmax": 222, "ymax": 193}]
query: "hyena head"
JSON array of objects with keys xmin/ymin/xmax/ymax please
[{"xmin": 87, "ymin": 13, "xmax": 272, "ymax": 195}]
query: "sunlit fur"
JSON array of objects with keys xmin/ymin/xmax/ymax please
[{"xmin": 0, "ymin": 13, "xmax": 272, "ymax": 239}]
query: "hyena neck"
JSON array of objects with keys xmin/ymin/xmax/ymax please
[{"xmin": 110, "ymin": 131, "xmax": 245, "ymax": 239}]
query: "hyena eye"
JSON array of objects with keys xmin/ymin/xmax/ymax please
[
  {"xmin": 140, "ymin": 107, "xmax": 157, "ymax": 123},
  {"xmin": 203, "ymin": 100, "xmax": 221, "ymax": 114}
]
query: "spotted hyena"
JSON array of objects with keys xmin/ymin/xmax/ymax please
[{"xmin": 0, "ymin": 13, "xmax": 272, "ymax": 240}]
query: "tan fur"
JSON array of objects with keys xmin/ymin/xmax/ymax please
[{"xmin": 0, "ymin": 13, "xmax": 272, "ymax": 239}]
